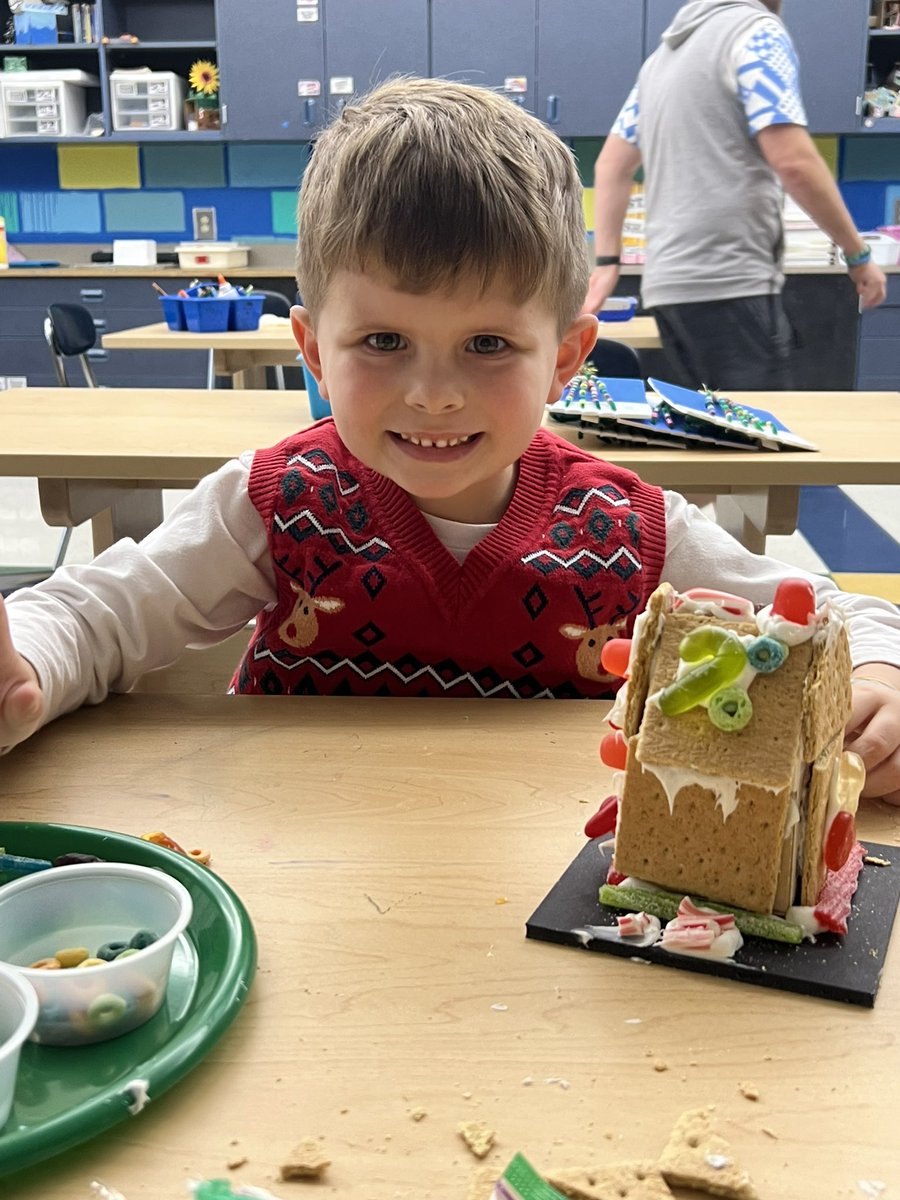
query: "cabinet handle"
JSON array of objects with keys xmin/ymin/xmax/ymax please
[
  {"xmin": 80, "ymin": 288, "xmax": 105, "ymax": 302},
  {"xmin": 303, "ymin": 98, "xmax": 317, "ymax": 126},
  {"xmin": 91, "ymin": 318, "xmax": 107, "ymax": 331},
  {"xmin": 546, "ymin": 95, "xmax": 559, "ymax": 124},
  {"xmin": 85, "ymin": 349, "xmax": 109, "ymax": 362}
]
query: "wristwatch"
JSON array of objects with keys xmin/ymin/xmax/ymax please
[
  {"xmin": 594, "ymin": 255, "xmax": 621, "ymax": 267},
  {"xmin": 845, "ymin": 244, "xmax": 872, "ymax": 269}
]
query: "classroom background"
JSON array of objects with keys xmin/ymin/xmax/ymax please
[{"xmin": 1, "ymin": 0, "xmax": 899, "ymax": 603}]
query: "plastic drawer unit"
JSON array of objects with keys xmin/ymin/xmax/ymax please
[
  {"xmin": 110, "ymin": 71, "xmax": 187, "ymax": 132},
  {"xmin": 0, "ymin": 70, "xmax": 98, "ymax": 138}
]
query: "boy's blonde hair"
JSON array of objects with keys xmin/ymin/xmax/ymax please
[{"xmin": 296, "ymin": 77, "xmax": 589, "ymax": 330}]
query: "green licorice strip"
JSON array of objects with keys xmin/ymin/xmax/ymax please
[
  {"xmin": 495, "ymin": 1154, "xmax": 566, "ymax": 1199},
  {"xmin": 599, "ymin": 883, "xmax": 804, "ymax": 945}
]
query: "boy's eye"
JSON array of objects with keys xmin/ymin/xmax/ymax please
[
  {"xmin": 467, "ymin": 334, "xmax": 508, "ymax": 354},
  {"xmin": 366, "ymin": 332, "xmax": 406, "ymax": 352}
]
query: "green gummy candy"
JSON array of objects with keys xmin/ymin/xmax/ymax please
[{"xmin": 599, "ymin": 883, "xmax": 803, "ymax": 945}]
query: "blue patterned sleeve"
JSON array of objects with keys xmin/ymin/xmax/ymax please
[
  {"xmin": 737, "ymin": 20, "xmax": 808, "ymax": 135},
  {"xmin": 610, "ymin": 83, "xmax": 639, "ymax": 146}
]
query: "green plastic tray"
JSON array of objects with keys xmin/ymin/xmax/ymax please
[{"xmin": 0, "ymin": 821, "xmax": 257, "ymax": 1178}]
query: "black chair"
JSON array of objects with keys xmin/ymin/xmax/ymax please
[
  {"xmin": 43, "ymin": 302, "xmax": 99, "ymax": 387},
  {"xmin": 586, "ymin": 336, "xmax": 643, "ymax": 379}
]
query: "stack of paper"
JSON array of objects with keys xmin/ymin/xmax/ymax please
[{"xmin": 782, "ymin": 195, "xmax": 835, "ymax": 267}]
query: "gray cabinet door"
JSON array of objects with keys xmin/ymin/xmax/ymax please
[
  {"xmin": 537, "ymin": 0, "xmax": 642, "ymax": 136},
  {"xmin": 215, "ymin": 0, "xmax": 326, "ymax": 140},
  {"xmin": 431, "ymin": 0, "xmax": 537, "ymax": 113},
  {"xmin": 782, "ymin": 0, "xmax": 867, "ymax": 134},
  {"xmin": 324, "ymin": 0, "xmax": 428, "ymax": 108}
]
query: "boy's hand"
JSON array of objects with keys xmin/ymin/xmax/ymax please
[
  {"xmin": 0, "ymin": 595, "xmax": 44, "ymax": 750},
  {"xmin": 844, "ymin": 665, "xmax": 900, "ymax": 805}
]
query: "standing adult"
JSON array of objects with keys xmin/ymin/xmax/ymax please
[{"xmin": 582, "ymin": 0, "xmax": 886, "ymax": 389}]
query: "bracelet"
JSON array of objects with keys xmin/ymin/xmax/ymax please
[
  {"xmin": 845, "ymin": 244, "xmax": 872, "ymax": 269},
  {"xmin": 594, "ymin": 255, "xmax": 621, "ymax": 267},
  {"xmin": 851, "ymin": 675, "xmax": 900, "ymax": 694}
]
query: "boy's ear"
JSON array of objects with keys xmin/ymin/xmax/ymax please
[
  {"xmin": 550, "ymin": 314, "xmax": 599, "ymax": 399},
  {"xmin": 290, "ymin": 305, "xmax": 329, "ymax": 399}
]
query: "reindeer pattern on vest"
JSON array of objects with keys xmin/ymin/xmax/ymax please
[{"xmin": 232, "ymin": 423, "xmax": 667, "ymax": 698}]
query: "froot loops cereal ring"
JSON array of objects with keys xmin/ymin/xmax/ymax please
[
  {"xmin": 55, "ymin": 946, "xmax": 90, "ymax": 968},
  {"xmin": 707, "ymin": 686, "xmax": 753, "ymax": 732},
  {"xmin": 88, "ymin": 992, "xmax": 128, "ymax": 1028},
  {"xmin": 75, "ymin": 957, "xmax": 107, "ymax": 969},
  {"xmin": 129, "ymin": 930, "xmax": 158, "ymax": 950},
  {"xmin": 97, "ymin": 940, "xmax": 130, "ymax": 962},
  {"xmin": 746, "ymin": 635, "xmax": 788, "ymax": 674},
  {"xmin": 29, "ymin": 957, "xmax": 61, "ymax": 970}
]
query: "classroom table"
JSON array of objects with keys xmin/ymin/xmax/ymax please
[
  {"xmin": 101, "ymin": 316, "xmax": 663, "ymax": 389},
  {"xmin": 0, "ymin": 695, "xmax": 897, "ymax": 1198},
  {"xmin": 1, "ymin": 387, "xmax": 898, "ymax": 555}
]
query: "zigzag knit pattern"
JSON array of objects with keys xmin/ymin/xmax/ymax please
[{"xmin": 232, "ymin": 422, "xmax": 666, "ymax": 699}]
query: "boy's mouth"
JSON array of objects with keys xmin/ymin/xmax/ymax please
[{"xmin": 390, "ymin": 431, "xmax": 483, "ymax": 457}]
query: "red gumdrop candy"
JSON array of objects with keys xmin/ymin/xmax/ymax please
[
  {"xmin": 606, "ymin": 867, "xmax": 627, "ymax": 886},
  {"xmin": 771, "ymin": 578, "xmax": 816, "ymax": 626},
  {"xmin": 584, "ymin": 794, "xmax": 618, "ymax": 839},
  {"xmin": 824, "ymin": 810, "xmax": 856, "ymax": 872},
  {"xmin": 599, "ymin": 730, "xmax": 628, "ymax": 770},
  {"xmin": 600, "ymin": 638, "xmax": 632, "ymax": 678}
]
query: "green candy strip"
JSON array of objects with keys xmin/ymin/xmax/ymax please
[{"xmin": 599, "ymin": 883, "xmax": 804, "ymax": 945}]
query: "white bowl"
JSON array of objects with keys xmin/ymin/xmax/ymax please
[
  {"xmin": 0, "ymin": 862, "xmax": 192, "ymax": 1047},
  {"xmin": 0, "ymin": 962, "xmax": 39, "ymax": 1129}
]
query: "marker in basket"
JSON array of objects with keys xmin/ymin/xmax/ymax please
[{"xmin": 151, "ymin": 282, "xmax": 168, "ymax": 297}]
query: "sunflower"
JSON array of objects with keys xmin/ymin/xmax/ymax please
[{"xmin": 189, "ymin": 60, "xmax": 219, "ymax": 97}]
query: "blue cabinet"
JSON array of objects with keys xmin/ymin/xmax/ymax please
[
  {"xmin": 857, "ymin": 276, "xmax": 900, "ymax": 390},
  {"xmin": 782, "ymin": 0, "xmax": 866, "ymax": 134},
  {"xmin": 216, "ymin": 0, "xmax": 428, "ymax": 140},
  {"xmin": 537, "ymin": 0, "xmax": 643, "ymax": 136},
  {"xmin": 431, "ymin": 0, "xmax": 537, "ymax": 113}
]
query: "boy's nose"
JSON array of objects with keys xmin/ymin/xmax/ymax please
[{"xmin": 404, "ymin": 378, "xmax": 465, "ymax": 412}]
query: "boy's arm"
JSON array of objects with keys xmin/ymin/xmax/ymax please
[
  {"xmin": 3, "ymin": 456, "xmax": 275, "ymax": 749},
  {"xmin": 756, "ymin": 124, "xmax": 887, "ymax": 310},
  {"xmin": 0, "ymin": 595, "xmax": 44, "ymax": 752},
  {"xmin": 581, "ymin": 134, "xmax": 642, "ymax": 316},
  {"xmin": 663, "ymin": 491, "xmax": 900, "ymax": 803}
]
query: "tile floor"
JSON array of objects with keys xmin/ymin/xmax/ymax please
[{"xmin": 1, "ymin": 478, "xmax": 898, "ymax": 607}]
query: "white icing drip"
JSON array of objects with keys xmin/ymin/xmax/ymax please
[
  {"xmin": 608, "ymin": 683, "xmax": 628, "ymax": 729},
  {"xmin": 123, "ymin": 1078, "xmax": 150, "ymax": 1115},
  {"xmin": 674, "ymin": 595, "xmax": 754, "ymax": 620},
  {"xmin": 659, "ymin": 926, "xmax": 744, "ymax": 960},
  {"xmin": 637, "ymin": 759, "xmax": 756, "ymax": 820},
  {"xmin": 785, "ymin": 904, "xmax": 825, "ymax": 938}
]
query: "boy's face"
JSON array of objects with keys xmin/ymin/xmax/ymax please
[{"xmin": 292, "ymin": 270, "xmax": 596, "ymax": 524}]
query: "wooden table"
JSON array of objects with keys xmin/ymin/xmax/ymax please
[
  {"xmin": 1, "ymin": 388, "xmax": 898, "ymax": 555},
  {"xmin": 0, "ymin": 696, "xmax": 897, "ymax": 1198},
  {"xmin": 102, "ymin": 317, "xmax": 663, "ymax": 388}
]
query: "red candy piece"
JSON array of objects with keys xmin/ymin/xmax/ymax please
[
  {"xmin": 606, "ymin": 867, "xmax": 627, "ymax": 886},
  {"xmin": 815, "ymin": 841, "xmax": 866, "ymax": 935},
  {"xmin": 771, "ymin": 578, "xmax": 816, "ymax": 626},
  {"xmin": 600, "ymin": 638, "xmax": 632, "ymax": 678},
  {"xmin": 584, "ymin": 794, "xmax": 618, "ymax": 839},
  {"xmin": 599, "ymin": 730, "xmax": 628, "ymax": 770},
  {"xmin": 824, "ymin": 810, "xmax": 856, "ymax": 872}
]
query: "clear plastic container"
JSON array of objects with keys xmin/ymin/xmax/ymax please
[
  {"xmin": 0, "ymin": 862, "xmax": 192, "ymax": 1047},
  {"xmin": 0, "ymin": 963, "xmax": 39, "ymax": 1129}
]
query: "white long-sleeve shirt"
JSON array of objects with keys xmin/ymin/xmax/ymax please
[{"xmin": 7, "ymin": 451, "xmax": 900, "ymax": 735}]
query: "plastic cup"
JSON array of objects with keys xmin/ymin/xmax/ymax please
[
  {"xmin": 0, "ymin": 963, "xmax": 39, "ymax": 1130},
  {"xmin": 0, "ymin": 862, "xmax": 193, "ymax": 1047},
  {"xmin": 299, "ymin": 355, "xmax": 332, "ymax": 420}
]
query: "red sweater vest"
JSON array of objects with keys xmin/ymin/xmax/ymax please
[{"xmin": 232, "ymin": 422, "xmax": 666, "ymax": 699}]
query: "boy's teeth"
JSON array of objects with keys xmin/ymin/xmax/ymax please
[{"xmin": 400, "ymin": 433, "xmax": 472, "ymax": 448}]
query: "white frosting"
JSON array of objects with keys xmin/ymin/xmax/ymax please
[
  {"xmin": 123, "ymin": 1078, "xmax": 150, "ymax": 1115},
  {"xmin": 660, "ymin": 926, "xmax": 744, "ymax": 960},
  {"xmin": 755, "ymin": 603, "xmax": 820, "ymax": 646},
  {"xmin": 635, "ymin": 758, "xmax": 775, "ymax": 821},
  {"xmin": 785, "ymin": 905, "xmax": 825, "ymax": 938}
]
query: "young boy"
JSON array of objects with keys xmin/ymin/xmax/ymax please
[{"xmin": 2, "ymin": 77, "xmax": 900, "ymax": 802}]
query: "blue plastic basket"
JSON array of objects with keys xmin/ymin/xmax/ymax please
[
  {"xmin": 598, "ymin": 296, "xmax": 638, "ymax": 322},
  {"xmin": 299, "ymin": 357, "xmax": 332, "ymax": 420},
  {"xmin": 158, "ymin": 295, "xmax": 187, "ymax": 331},
  {"xmin": 182, "ymin": 297, "xmax": 231, "ymax": 333},
  {"xmin": 229, "ymin": 294, "xmax": 265, "ymax": 331}
]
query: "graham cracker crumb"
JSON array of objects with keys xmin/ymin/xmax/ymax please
[
  {"xmin": 653, "ymin": 1059, "xmax": 669, "ymax": 1073},
  {"xmin": 226, "ymin": 1156, "xmax": 248, "ymax": 1170},
  {"xmin": 279, "ymin": 1136, "xmax": 331, "ymax": 1180},
  {"xmin": 864, "ymin": 855, "xmax": 891, "ymax": 867},
  {"xmin": 761, "ymin": 1126, "xmax": 778, "ymax": 1140},
  {"xmin": 467, "ymin": 1165, "xmax": 498, "ymax": 1200},
  {"xmin": 657, "ymin": 1106, "xmax": 759, "ymax": 1200},
  {"xmin": 409, "ymin": 1106, "xmax": 427, "ymax": 1122},
  {"xmin": 458, "ymin": 1120, "xmax": 496, "ymax": 1159},
  {"xmin": 739, "ymin": 1082, "xmax": 760, "ymax": 1101}
]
